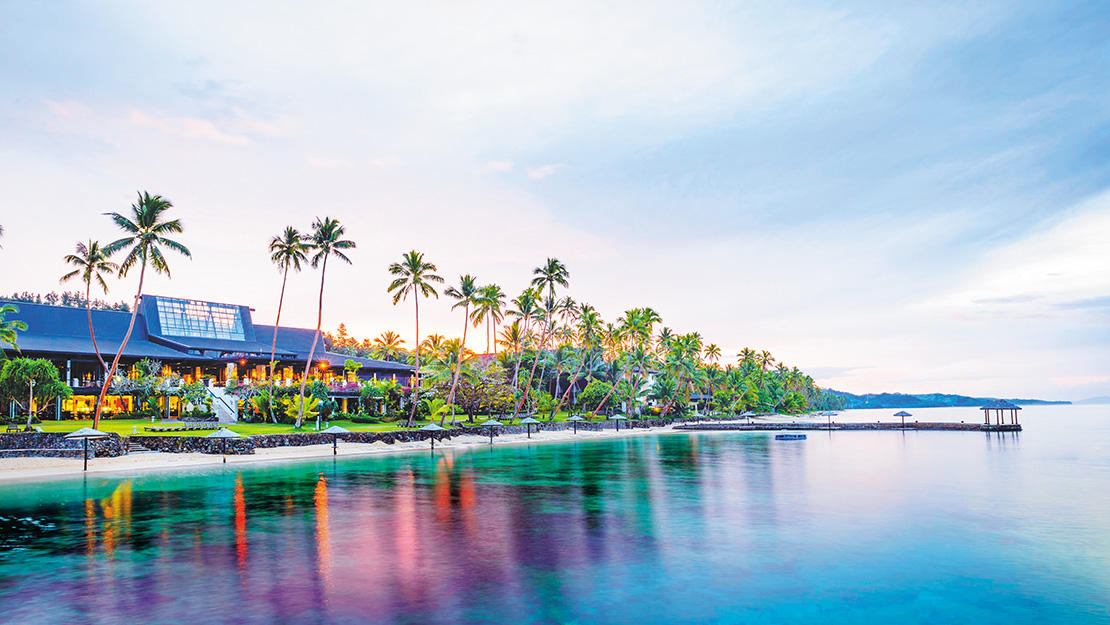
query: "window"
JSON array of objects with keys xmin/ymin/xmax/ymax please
[{"xmin": 154, "ymin": 297, "xmax": 245, "ymax": 341}]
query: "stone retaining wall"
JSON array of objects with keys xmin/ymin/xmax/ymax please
[
  {"xmin": 0, "ymin": 433, "xmax": 128, "ymax": 458},
  {"xmin": 130, "ymin": 436, "xmax": 254, "ymax": 455}
]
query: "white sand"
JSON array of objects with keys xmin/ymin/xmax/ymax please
[{"xmin": 0, "ymin": 421, "xmax": 692, "ymax": 482}]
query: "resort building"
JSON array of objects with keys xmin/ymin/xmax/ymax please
[{"xmin": 1, "ymin": 295, "xmax": 413, "ymax": 418}]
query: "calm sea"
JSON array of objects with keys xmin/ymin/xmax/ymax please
[{"xmin": 0, "ymin": 404, "xmax": 1107, "ymax": 624}]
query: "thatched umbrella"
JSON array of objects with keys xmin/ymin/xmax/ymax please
[
  {"xmin": 206, "ymin": 428, "xmax": 242, "ymax": 463},
  {"xmin": 894, "ymin": 411, "xmax": 912, "ymax": 429},
  {"xmin": 65, "ymin": 427, "xmax": 109, "ymax": 472},
  {"xmin": 419, "ymin": 422, "xmax": 445, "ymax": 450},
  {"xmin": 739, "ymin": 411, "xmax": 755, "ymax": 424},
  {"xmin": 518, "ymin": 417, "xmax": 541, "ymax": 439},
  {"xmin": 567, "ymin": 415, "xmax": 585, "ymax": 434},
  {"xmin": 610, "ymin": 414, "xmax": 627, "ymax": 433},
  {"xmin": 321, "ymin": 425, "xmax": 351, "ymax": 455},
  {"xmin": 480, "ymin": 418, "xmax": 502, "ymax": 444}
]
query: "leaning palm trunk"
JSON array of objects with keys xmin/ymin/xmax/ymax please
[
  {"xmin": 659, "ymin": 374, "xmax": 686, "ymax": 418},
  {"xmin": 267, "ymin": 265, "xmax": 291, "ymax": 423},
  {"xmin": 407, "ymin": 297, "xmax": 421, "ymax": 427},
  {"xmin": 297, "ymin": 255, "xmax": 328, "ymax": 428},
  {"xmin": 84, "ymin": 282, "xmax": 108, "ymax": 375},
  {"xmin": 551, "ymin": 353, "xmax": 587, "ymax": 419},
  {"xmin": 513, "ymin": 317, "xmax": 551, "ymax": 417},
  {"xmin": 444, "ymin": 305, "xmax": 469, "ymax": 425},
  {"xmin": 590, "ymin": 357, "xmax": 630, "ymax": 421},
  {"xmin": 93, "ymin": 263, "xmax": 146, "ymax": 430}
]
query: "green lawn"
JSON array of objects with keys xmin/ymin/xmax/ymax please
[{"xmin": 32, "ymin": 410, "xmax": 621, "ymax": 437}]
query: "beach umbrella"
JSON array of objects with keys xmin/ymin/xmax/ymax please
[
  {"xmin": 567, "ymin": 415, "xmax": 585, "ymax": 434},
  {"xmin": 894, "ymin": 411, "xmax": 912, "ymax": 429},
  {"xmin": 480, "ymin": 418, "xmax": 502, "ymax": 444},
  {"xmin": 518, "ymin": 417, "xmax": 541, "ymax": 439},
  {"xmin": 610, "ymin": 414, "xmax": 627, "ymax": 433},
  {"xmin": 206, "ymin": 428, "xmax": 243, "ymax": 463},
  {"xmin": 691, "ymin": 411, "xmax": 704, "ymax": 425},
  {"xmin": 321, "ymin": 425, "xmax": 351, "ymax": 455},
  {"xmin": 739, "ymin": 411, "xmax": 755, "ymax": 424},
  {"xmin": 65, "ymin": 427, "xmax": 109, "ymax": 472},
  {"xmin": 419, "ymin": 422, "xmax": 446, "ymax": 450}
]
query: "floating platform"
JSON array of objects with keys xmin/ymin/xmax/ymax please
[
  {"xmin": 675, "ymin": 422, "xmax": 1022, "ymax": 433},
  {"xmin": 775, "ymin": 434, "xmax": 807, "ymax": 440}
]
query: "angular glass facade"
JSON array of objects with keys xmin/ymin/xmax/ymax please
[{"xmin": 154, "ymin": 297, "xmax": 245, "ymax": 341}]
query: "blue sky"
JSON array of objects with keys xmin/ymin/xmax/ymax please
[{"xmin": 1, "ymin": 0, "xmax": 1108, "ymax": 400}]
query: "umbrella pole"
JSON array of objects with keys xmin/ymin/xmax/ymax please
[
  {"xmin": 333, "ymin": 436, "xmax": 338, "ymax": 455},
  {"xmin": 223, "ymin": 439, "xmax": 227, "ymax": 464},
  {"xmin": 83, "ymin": 438, "xmax": 88, "ymax": 472}
]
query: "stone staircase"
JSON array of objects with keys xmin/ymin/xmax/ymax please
[
  {"xmin": 206, "ymin": 386, "xmax": 239, "ymax": 423},
  {"xmin": 128, "ymin": 440, "xmax": 152, "ymax": 453}
]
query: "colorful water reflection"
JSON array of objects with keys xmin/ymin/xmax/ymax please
[{"xmin": 0, "ymin": 406, "xmax": 1107, "ymax": 624}]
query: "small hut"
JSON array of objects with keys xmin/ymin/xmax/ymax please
[{"xmin": 979, "ymin": 399, "xmax": 1021, "ymax": 426}]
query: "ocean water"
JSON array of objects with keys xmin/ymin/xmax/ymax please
[{"xmin": 0, "ymin": 405, "xmax": 1107, "ymax": 624}]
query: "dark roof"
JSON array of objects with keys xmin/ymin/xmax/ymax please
[
  {"xmin": 1, "ymin": 299, "xmax": 411, "ymax": 373},
  {"xmin": 0, "ymin": 301, "xmax": 192, "ymax": 360},
  {"xmin": 980, "ymin": 399, "xmax": 1022, "ymax": 410}
]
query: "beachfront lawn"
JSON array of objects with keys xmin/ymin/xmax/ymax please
[{"xmin": 31, "ymin": 410, "xmax": 621, "ymax": 437}]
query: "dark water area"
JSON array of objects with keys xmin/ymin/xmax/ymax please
[{"xmin": 0, "ymin": 405, "xmax": 1108, "ymax": 624}]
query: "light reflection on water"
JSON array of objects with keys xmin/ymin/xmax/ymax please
[{"xmin": 0, "ymin": 405, "xmax": 1108, "ymax": 624}]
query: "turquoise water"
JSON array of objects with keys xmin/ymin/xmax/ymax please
[{"xmin": 0, "ymin": 405, "xmax": 1108, "ymax": 624}]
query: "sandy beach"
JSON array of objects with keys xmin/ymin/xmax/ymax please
[{"xmin": 0, "ymin": 414, "xmax": 833, "ymax": 483}]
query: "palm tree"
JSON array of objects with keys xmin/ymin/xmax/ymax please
[
  {"xmin": 59, "ymin": 240, "xmax": 119, "ymax": 375},
  {"xmin": 387, "ymin": 251, "xmax": 443, "ymax": 426},
  {"xmin": 266, "ymin": 227, "xmax": 310, "ymax": 422},
  {"xmin": 0, "ymin": 304, "xmax": 28, "ymax": 356},
  {"xmin": 506, "ymin": 288, "xmax": 540, "ymax": 389},
  {"xmin": 371, "ymin": 331, "xmax": 406, "ymax": 361},
  {"xmin": 472, "ymin": 284, "xmax": 505, "ymax": 354},
  {"xmin": 444, "ymin": 274, "xmax": 480, "ymax": 422},
  {"xmin": 552, "ymin": 303, "xmax": 601, "ymax": 416},
  {"xmin": 95, "ymin": 192, "xmax": 190, "ymax": 429},
  {"xmin": 514, "ymin": 258, "xmax": 569, "ymax": 416},
  {"xmin": 296, "ymin": 217, "xmax": 355, "ymax": 428}
]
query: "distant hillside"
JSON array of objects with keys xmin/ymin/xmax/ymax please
[
  {"xmin": 828, "ymin": 391, "xmax": 1071, "ymax": 410},
  {"xmin": 1076, "ymin": 396, "xmax": 1110, "ymax": 405}
]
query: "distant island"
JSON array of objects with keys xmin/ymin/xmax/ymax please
[{"xmin": 828, "ymin": 391, "xmax": 1072, "ymax": 410}]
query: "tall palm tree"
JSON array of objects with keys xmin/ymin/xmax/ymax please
[
  {"xmin": 444, "ymin": 274, "xmax": 480, "ymax": 422},
  {"xmin": 506, "ymin": 287, "xmax": 540, "ymax": 390},
  {"xmin": 296, "ymin": 217, "xmax": 355, "ymax": 428},
  {"xmin": 552, "ymin": 303, "xmax": 601, "ymax": 416},
  {"xmin": 0, "ymin": 303, "xmax": 28, "ymax": 356},
  {"xmin": 387, "ymin": 251, "xmax": 443, "ymax": 426},
  {"xmin": 514, "ymin": 258, "xmax": 569, "ymax": 416},
  {"xmin": 94, "ymin": 192, "xmax": 190, "ymax": 429},
  {"xmin": 60, "ymin": 240, "xmax": 119, "ymax": 374},
  {"xmin": 266, "ymin": 227, "xmax": 310, "ymax": 422},
  {"xmin": 472, "ymin": 284, "xmax": 505, "ymax": 354}
]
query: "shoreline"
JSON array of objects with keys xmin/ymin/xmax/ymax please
[
  {"xmin": 0, "ymin": 412, "xmax": 1006, "ymax": 484},
  {"xmin": 0, "ymin": 421, "xmax": 691, "ymax": 484}
]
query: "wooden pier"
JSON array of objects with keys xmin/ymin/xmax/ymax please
[{"xmin": 674, "ymin": 422, "xmax": 1022, "ymax": 432}]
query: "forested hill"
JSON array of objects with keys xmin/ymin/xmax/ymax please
[{"xmin": 828, "ymin": 391, "xmax": 1071, "ymax": 410}]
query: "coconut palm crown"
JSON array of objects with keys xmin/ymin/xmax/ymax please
[
  {"xmin": 60, "ymin": 240, "xmax": 119, "ymax": 374},
  {"xmin": 387, "ymin": 251, "xmax": 443, "ymax": 426}
]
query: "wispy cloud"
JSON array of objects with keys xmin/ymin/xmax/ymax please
[
  {"xmin": 127, "ymin": 109, "xmax": 251, "ymax": 145},
  {"xmin": 483, "ymin": 160, "xmax": 513, "ymax": 173},
  {"xmin": 527, "ymin": 164, "xmax": 563, "ymax": 179}
]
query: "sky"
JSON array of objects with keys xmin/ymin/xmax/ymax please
[{"xmin": 1, "ymin": 0, "xmax": 1108, "ymax": 401}]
